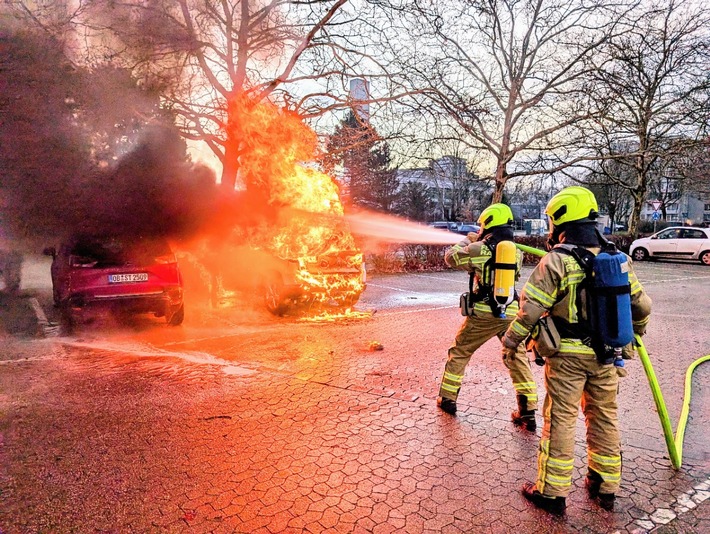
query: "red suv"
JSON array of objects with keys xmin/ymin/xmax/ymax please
[{"xmin": 44, "ymin": 234, "xmax": 184, "ymax": 325}]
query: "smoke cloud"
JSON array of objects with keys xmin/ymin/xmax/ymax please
[{"xmin": 0, "ymin": 28, "xmax": 227, "ymax": 251}]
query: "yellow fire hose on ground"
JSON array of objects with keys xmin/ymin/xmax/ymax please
[{"xmin": 516, "ymin": 243, "xmax": 710, "ymax": 470}]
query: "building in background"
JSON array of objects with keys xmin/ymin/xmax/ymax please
[
  {"xmin": 349, "ymin": 78, "xmax": 370, "ymax": 124},
  {"xmin": 639, "ymin": 193, "xmax": 709, "ymax": 225},
  {"xmin": 396, "ymin": 156, "xmax": 487, "ymax": 221}
]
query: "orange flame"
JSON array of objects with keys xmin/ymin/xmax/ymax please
[{"xmin": 189, "ymin": 96, "xmax": 366, "ymax": 315}]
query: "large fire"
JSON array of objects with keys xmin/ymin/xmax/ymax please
[{"xmin": 186, "ymin": 96, "xmax": 366, "ymax": 317}]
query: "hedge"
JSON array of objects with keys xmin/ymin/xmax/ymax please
[{"xmin": 365, "ymin": 233, "xmax": 636, "ymax": 273}]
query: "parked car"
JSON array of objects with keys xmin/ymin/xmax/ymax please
[
  {"xmin": 603, "ymin": 224, "xmax": 627, "ymax": 235},
  {"xmin": 427, "ymin": 221, "xmax": 481, "ymax": 235},
  {"xmin": 44, "ymin": 234, "xmax": 184, "ymax": 325},
  {"xmin": 454, "ymin": 223, "xmax": 481, "ymax": 236},
  {"xmin": 427, "ymin": 221, "xmax": 459, "ymax": 232},
  {"xmin": 629, "ymin": 226, "xmax": 710, "ymax": 265}
]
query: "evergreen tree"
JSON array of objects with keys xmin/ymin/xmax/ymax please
[{"xmin": 324, "ymin": 111, "xmax": 399, "ymax": 212}]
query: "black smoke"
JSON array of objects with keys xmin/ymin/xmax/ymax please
[{"xmin": 0, "ymin": 28, "xmax": 222, "ymax": 250}]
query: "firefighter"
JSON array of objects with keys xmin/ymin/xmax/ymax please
[
  {"xmin": 501, "ymin": 186, "xmax": 652, "ymax": 514},
  {"xmin": 437, "ymin": 203, "xmax": 538, "ymax": 431}
]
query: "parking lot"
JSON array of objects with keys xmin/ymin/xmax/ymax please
[{"xmin": 0, "ymin": 256, "xmax": 708, "ymax": 533}]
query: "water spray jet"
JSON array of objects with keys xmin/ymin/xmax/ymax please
[{"xmin": 345, "ymin": 210, "xmax": 462, "ymax": 245}]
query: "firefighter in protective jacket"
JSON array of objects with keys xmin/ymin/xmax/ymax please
[
  {"xmin": 437, "ymin": 204, "xmax": 538, "ymax": 431},
  {"xmin": 501, "ymin": 186, "xmax": 652, "ymax": 514}
]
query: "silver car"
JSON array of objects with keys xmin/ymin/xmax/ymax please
[{"xmin": 629, "ymin": 226, "xmax": 710, "ymax": 265}]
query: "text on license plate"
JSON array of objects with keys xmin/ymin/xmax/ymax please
[{"xmin": 108, "ymin": 273, "xmax": 148, "ymax": 283}]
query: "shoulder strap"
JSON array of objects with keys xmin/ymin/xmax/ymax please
[
  {"xmin": 550, "ymin": 244, "xmax": 594, "ymax": 272},
  {"xmin": 482, "ymin": 241, "xmax": 496, "ymax": 286},
  {"xmin": 550, "ymin": 245, "xmax": 611, "ymax": 360}
]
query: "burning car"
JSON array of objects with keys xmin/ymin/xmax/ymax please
[
  {"xmin": 254, "ymin": 210, "xmax": 367, "ymax": 315},
  {"xmin": 205, "ymin": 230, "xmax": 366, "ymax": 316},
  {"xmin": 44, "ymin": 234, "xmax": 184, "ymax": 325},
  {"xmin": 261, "ymin": 247, "xmax": 366, "ymax": 316}
]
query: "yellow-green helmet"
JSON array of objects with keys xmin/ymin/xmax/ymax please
[
  {"xmin": 545, "ymin": 186, "xmax": 598, "ymax": 225},
  {"xmin": 477, "ymin": 203, "xmax": 514, "ymax": 230}
]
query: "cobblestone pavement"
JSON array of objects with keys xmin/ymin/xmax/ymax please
[{"xmin": 0, "ymin": 258, "xmax": 708, "ymax": 533}]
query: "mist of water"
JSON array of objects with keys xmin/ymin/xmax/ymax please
[{"xmin": 345, "ymin": 210, "xmax": 463, "ymax": 245}]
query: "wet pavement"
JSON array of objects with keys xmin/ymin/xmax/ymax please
[{"xmin": 0, "ymin": 256, "xmax": 709, "ymax": 533}]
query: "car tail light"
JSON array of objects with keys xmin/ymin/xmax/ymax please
[
  {"xmin": 70, "ymin": 256, "xmax": 98, "ymax": 268},
  {"xmin": 167, "ymin": 288, "xmax": 183, "ymax": 302},
  {"xmin": 154, "ymin": 254, "xmax": 177, "ymax": 264}
]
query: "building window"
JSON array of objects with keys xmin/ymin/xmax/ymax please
[
  {"xmin": 704, "ymin": 204, "xmax": 710, "ymax": 211},
  {"xmin": 704, "ymin": 213, "xmax": 710, "ymax": 222}
]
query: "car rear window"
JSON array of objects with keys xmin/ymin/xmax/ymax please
[
  {"xmin": 70, "ymin": 236, "xmax": 172, "ymax": 266},
  {"xmin": 682, "ymin": 229, "xmax": 705, "ymax": 239}
]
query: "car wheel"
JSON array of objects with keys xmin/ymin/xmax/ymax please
[
  {"xmin": 334, "ymin": 292, "xmax": 361, "ymax": 309},
  {"xmin": 52, "ymin": 287, "xmax": 61, "ymax": 306},
  {"xmin": 167, "ymin": 303, "xmax": 184, "ymax": 326},
  {"xmin": 58, "ymin": 302, "xmax": 75, "ymax": 335},
  {"xmin": 264, "ymin": 275, "xmax": 288, "ymax": 316},
  {"xmin": 700, "ymin": 250, "xmax": 710, "ymax": 266},
  {"xmin": 632, "ymin": 248, "xmax": 648, "ymax": 261}
]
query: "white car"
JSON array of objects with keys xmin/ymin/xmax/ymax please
[{"xmin": 629, "ymin": 226, "xmax": 710, "ymax": 265}]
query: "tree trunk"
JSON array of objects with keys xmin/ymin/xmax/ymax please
[
  {"xmin": 492, "ymin": 163, "xmax": 507, "ymax": 203},
  {"xmin": 628, "ymin": 195, "xmax": 643, "ymax": 237},
  {"xmin": 628, "ymin": 170, "xmax": 647, "ymax": 238},
  {"xmin": 220, "ymin": 142, "xmax": 239, "ymax": 190},
  {"xmin": 628, "ymin": 147, "xmax": 650, "ymax": 237}
]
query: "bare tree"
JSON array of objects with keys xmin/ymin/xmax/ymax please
[
  {"xmin": 582, "ymin": 159, "xmax": 636, "ymax": 231},
  {"xmin": 7, "ymin": 0, "xmax": 400, "ymax": 190},
  {"xmin": 376, "ymin": 0, "xmax": 628, "ymax": 202},
  {"xmin": 582, "ymin": 0, "xmax": 710, "ymax": 235}
]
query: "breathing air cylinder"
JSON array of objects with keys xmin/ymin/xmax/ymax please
[
  {"xmin": 592, "ymin": 251, "xmax": 634, "ymax": 347},
  {"xmin": 493, "ymin": 240, "xmax": 517, "ymax": 316}
]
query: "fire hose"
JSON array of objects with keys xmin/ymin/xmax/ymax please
[{"xmin": 516, "ymin": 243, "xmax": 710, "ymax": 470}]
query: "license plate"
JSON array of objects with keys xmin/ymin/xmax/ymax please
[{"xmin": 108, "ymin": 273, "xmax": 148, "ymax": 283}]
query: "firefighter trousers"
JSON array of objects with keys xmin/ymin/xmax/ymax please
[
  {"xmin": 536, "ymin": 345, "xmax": 621, "ymax": 498},
  {"xmin": 439, "ymin": 311, "xmax": 538, "ymax": 411}
]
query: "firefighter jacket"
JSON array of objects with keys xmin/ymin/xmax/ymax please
[
  {"xmin": 445, "ymin": 236, "xmax": 524, "ymax": 316},
  {"xmin": 502, "ymin": 245, "xmax": 652, "ymax": 356}
]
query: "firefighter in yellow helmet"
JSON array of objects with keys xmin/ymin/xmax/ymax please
[
  {"xmin": 437, "ymin": 203, "xmax": 538, "ymax": 431},
  {"xmin": 501, "ymin": 186, "xmax": 652, "ymax": 514}
]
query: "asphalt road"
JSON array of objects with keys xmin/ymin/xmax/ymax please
[{"xmin": 0, "ymin": 255, "xmax": 708, "ymax": 533}]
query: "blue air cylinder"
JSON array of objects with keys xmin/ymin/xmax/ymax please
[{"xmin": 592, "ymin": 252, "xmax": 634, "ymax": 348}]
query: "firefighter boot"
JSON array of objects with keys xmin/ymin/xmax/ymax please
[
  {"xmin": 437, "ymin": 396, "xmax": 457, "ymax": 415},
  {"xmin": 586, "ymin": 469, "xmax": 615, "ymax": 511},
  {"xmin": 522, "ymin": 482, "xmax": 566, "ymax": 515},
  {"xmin": 511, "ymin": 394, "xmax": 536, "ymax": 431}
]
